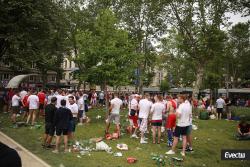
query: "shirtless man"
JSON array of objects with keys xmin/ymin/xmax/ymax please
[{"xmin": 165, "ymin": 96, "xmax": 177, "ymax": 147}]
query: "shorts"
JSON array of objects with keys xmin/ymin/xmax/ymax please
[
  {"xmin": 99, "ymin": 99, "xmax": 104, "ymax": 104},
  {"xmin": 12, "ymin": 106, "xmax": 19, "ymax": 114},
  {"xmin": 129, "ymin": 115, "xmax": 138, "ymax": 128},
  {"xmin": 186, "ymin": 125, "xmax": 192, "ymax": 135},
  {"xmin": 107, "ymin": 113, "xmax": 120, "ymax": 124},
  {"xmin": 45, "ymin": 123, "xmax": 55, "ymax": 136},
  {"xmin": 151, "ymin": 120, "xmax": 162, "ymax": 127},
  {"xmin": 56, "ymin": 128, "xmax": 68, "ymax": 136},
  {"xmin": 139, "ymin": 118, "xmax": 148, "ymax": 133},
  {"xmin": 174, "ymin": 126, "xmax": 188, "ymax": 137},
  {"xmin": 39, "ymin": 103, "xmax": 44, "ymax": 110},
  {"xmin": 78, "ymin": 110, "xmax": 86, "ymax": 118},
  {"xmin": 166, "ymin": 114, "xmax": 176, "ymax": 129},
  {"xmin": 217, "ymin": 108, "xmax": 223, "ymax": 114},
  {"xmin": 23, "ymin": 106, "xmax": 29, "ymax": 112},
  {"xmin": 68, "ymin": 117, "xmax": 77, "ymax": 132}
]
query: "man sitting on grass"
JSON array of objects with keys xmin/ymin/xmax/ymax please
[{"xmin": 236, "ymin": 119, "xmax": 250, "ymax": 140}]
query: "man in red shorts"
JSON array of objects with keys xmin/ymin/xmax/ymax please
[
  {"xmin": 129, "ymin": 94, "xmax": 140, "ymax": 138},
  {"xmin": 166, "ymin": 96, "xmax": 177, "ymax": 147}
]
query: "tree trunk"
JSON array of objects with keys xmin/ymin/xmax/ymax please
[
  {"xmin": 41, "ymin": 71, "xmax": 47, "ymax": 89},
  {"xmin": 56, "ymin": 71, "xmax": 61, "ymax": 88},
  {"xmin": 77, "ymin": 80, "xmax": 82, "ymax": 90},
  {"xmin": 192, "ymin": 65, "xmax": 204, "ymax": 98},
  {"xmin": 83, "ymin": 81, "xmax": 86, "ymax": 91}
]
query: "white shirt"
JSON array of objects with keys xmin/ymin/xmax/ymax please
[
  {"xmin": 12, "ymin": 95, "xmax": 20, "ymax": 106},
  {"xmin": 56, "ymin": 95, "xmax": 65, "ymax": 108},
  {"xmin": 78, "ymin": 97, "xmax": 85, "ymax": 110},
  {"xmin": 176, "ymin": 101, "xmax": 192, "ymax": 127},
  {"xmin": 130, "ymin": 98, "xmax": 138, "ymax": 110},
  {"xmin": 216, "ymin": 98, "xmax": 225, "ymax": 108},
  {"xmin": 67, "ymin": 103, "xmax": 78, "ymax": 117},
  {"xmin": 47, "ymin": 94, "xmax": 55, "ymax": 104},
  {"xmin": 83, "ymin": 94, "xmax": 88, "ymax": 100},
  {"xmin": 27, "ymin": 95, "xmax": 39, "ymax": 109},
  {"xmin": 150, "ymin": 102, "xmax": 165, "ymax": 120},
  {"xmin": 20, "ymin": 90, "xmax": 27, "ymax": 100},
  {"xmin": 185, "ymin": 100, "xmax": 193, "ymax": 125},
  {"xmin": 110, "ymin": 97, "xmax": 123, "ymax": 114},
  {"xmin": 99, "ymin": 92, "xmax": 104, "ymax": 100},
  {"xmin": 138, "ymin": 99, "xmax": 152, "ymax": 119}
]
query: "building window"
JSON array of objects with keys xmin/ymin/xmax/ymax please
[
  {"xmin": 62, "ymin": 73, "xmax": 66, "ymax": 80},
  {"xmin": 4, "ymin": 62, "xmax": 10, "ymax": 67},
  {"xmin": 64, "ymin": 60, "xmax": 67, "ymax": 69},
  {"xmin": 3, "ymin": 74, "xmax": 9, "ymax": 79},
  {"xmin": 51, "ymin": 76, "xmax": 56, "ymax": 82},
  {"xmin": 69, "ymin": 61, "xmax": 72, "ymax": 68},
  {"xmin": 30, "ymin": 76, "xmax": 34, "ymax": 81},
  {"xmin": 31, "ymin": 62, "xmax": 36, "ymax": 69}
]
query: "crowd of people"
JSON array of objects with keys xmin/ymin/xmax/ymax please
[{"xmin": 0, "ymin": 87, "xmax": 249, "ymax": 156}]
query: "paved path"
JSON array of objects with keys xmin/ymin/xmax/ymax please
[{"xmin": 0, "ymin": 131, "xmax": 51, "ymax": 167}]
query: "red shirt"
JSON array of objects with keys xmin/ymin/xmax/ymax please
[
  {"xmin": 37, "ymin": 92, "xmax": 46, "ymax": 104},
  {"xmin": 22, "ymin": 95, "xmax": 29, "ymax": 107}
]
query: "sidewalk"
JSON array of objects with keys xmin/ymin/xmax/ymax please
[{"xmin": 0, "ymin": 131, "xmax": 51, "ymax": 167}]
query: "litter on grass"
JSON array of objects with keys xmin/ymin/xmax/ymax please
[
  {"xmin": 210, "ymin": 114, "xmax": 216, "ymax": 120},
  {"xmin": 127, "ymin": 157, "xmax": 137, "ymax": 164},
  {"xmin": 135, "ymin": 147, "xmax": 142, "ymax": 151},
  {"xmin": 96, "ymin": 141, "xmax": 112, "ymax": 153},
  {"xmin": 114, "ymin": 152, "xmax": 123, "ymax": 157},
  {"xmin": 192, "ymin": 125, "xmax": 198, "ymax": 130},
  {"xmin": 116, "ymin": 144, "xmax": 128, "ymax": 150},
  {"xmin": 96, "ymin": 115, "xmax": 102, "ymax": 119}
]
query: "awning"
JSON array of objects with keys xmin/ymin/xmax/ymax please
[{"xmin": 6, "ymin": 74, "xmax": 38, "ymax": 88}]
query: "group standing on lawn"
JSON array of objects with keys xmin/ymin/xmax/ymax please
[{"xmin": 2, "ymin": 88, "xmax": 249, "ymax": 156}]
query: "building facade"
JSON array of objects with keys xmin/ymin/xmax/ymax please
[{"xmin": 0, "ymin": 61, "xmax": 57, "ymax": 88}]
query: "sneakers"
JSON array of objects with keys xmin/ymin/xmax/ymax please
[
  {"xmin": 140, "ymin": 139, "xmax": 148, "ymax": 144},
  {"xmin": 167, "ymin": 141, "xmax": 173, "ymax": 147},
  {"xmin": 165, "ymin": 150, "xmax": 175, "ymax": 155},
  {"xmin": 131, "ymin": 134, "xmax": 139, "ymax": 139},
  {"xmin": 186, "ymin": 147, "xmax": 194, "ymax": 152},
  {"xmin": 180, "ymin": 151, "xmax": 185, "ymax": 157}
]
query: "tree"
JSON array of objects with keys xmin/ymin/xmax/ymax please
[
  {"xmin": 160, "ymin": 79, "xmax": 170, "ymax": 93},
  {"xmin": 115, "ymin": 0, "xmax": 168, "ymax": 93},
  {"xmin": 76, "ymin": 9, "xmax": 136, "ymax": 109},
  {"xmin": 0, "ymin": 0, "xmax": 70, "ymax": 87},
  {"xmin": 162, "ymin": 0, "xmax": 229, "ymax": 97},
  {"xmin": 225, "ymin": 22, "xmax": 250, "ymax": 88}
]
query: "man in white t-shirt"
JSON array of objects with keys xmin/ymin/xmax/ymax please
[
  {"xmin": 56, "ymin": 90, "xmax": 65, "ymax": 108},
  {"xmin": 138, "ymin": 93, "xmax": 152, "ymax": 144},
  {"xmin": 77, "ymin": 92, "xmax": 85, "ymax": 125},
  {"xmin": 166, "ymin": 95, "xmax": 192, "ymax": 157},
  {"xmin": 11, "ymin": 90, "xmax": 21, "ymax": 123},
  {"xmin": 105, "ymin": 93, "xmax": 123, "ymax": 136},
  {"xmin": 216, "ymin": 96, "xmax": 225, "ymax": 120},
  {"xmin": 99, "ymin": 91, "xmax": 105, "ymax": 106},
  {"xmin": 26, "ymin": 91, "xmax": 39, "ymax": 125},
  {"xmin": 67, "ymin": 96, "xmax": 78, "ymax": 141}
]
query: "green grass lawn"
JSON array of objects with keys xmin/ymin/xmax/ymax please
[{"xmin": 0, "ymin": 108, "xmax": 250, "ymax": 167}]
